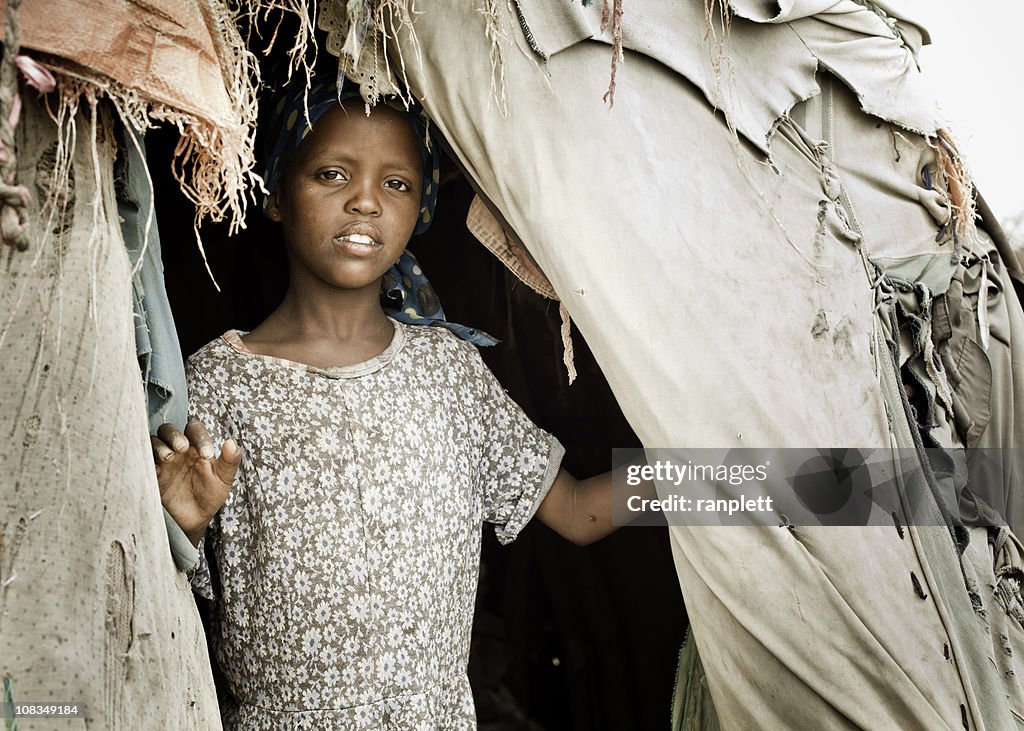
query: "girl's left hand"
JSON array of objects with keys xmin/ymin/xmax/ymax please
[{"xmin": 150, "ymin": 420, "xmax": 241, "ymax": 547}]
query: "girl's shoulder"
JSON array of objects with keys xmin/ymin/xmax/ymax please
[
  {"xmin": 185, "ymin": 331, "xmax": 248, "ymax": 377},
  {"xmin": 399, "ymin": 325, "xmax": 500, "ymax": 391},
  {"xmin": 400, "ymin": 323, "xmax": 486, "ymax": 370}
]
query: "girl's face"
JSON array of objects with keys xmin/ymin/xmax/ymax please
[{"xmin": 267, "ymin": 101, "xmax": 423, "ymax": 294}]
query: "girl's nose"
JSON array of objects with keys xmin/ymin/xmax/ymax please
[{"xmin": 345, "ymin": 179, "xmax": 382, "ymax": 216}]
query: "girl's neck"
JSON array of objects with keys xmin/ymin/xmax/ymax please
[
  {"xmin": 242, "ymin": 279, "xmax": 396, "ymax": 369},
  {"xmin": 252, "ymin": 274, "xmax": 391, "ymax": 346}
]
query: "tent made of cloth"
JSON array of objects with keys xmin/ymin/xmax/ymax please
[
  {"xmin": 363, "ymin": 0, "xmax": 1024, "ymax": 728},
  {"xmin": 5, "ymin": 0, "xmax": 1024, "ymax": 727}
]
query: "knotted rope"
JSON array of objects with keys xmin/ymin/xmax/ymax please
[{"xmin": 1, "ymin": 0, "xmax": 30, "ymax": 250}]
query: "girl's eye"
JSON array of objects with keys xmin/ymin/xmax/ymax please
[
  {"xmin": 384, "ymin": 179, "xmax": 411, "ymax": 192},
  {"xmin": 319, "ymin": 170, "xmax": 345, "ymax": 182}
]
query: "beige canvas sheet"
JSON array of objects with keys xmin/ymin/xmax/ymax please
[{"xmin": 388, "ymin": 1, "xmax": 1024, "ymax": 727}]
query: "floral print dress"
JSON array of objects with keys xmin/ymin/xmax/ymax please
[{"xmin": 187, "ymin": 320, "xmax": 564, "ymax": 729}]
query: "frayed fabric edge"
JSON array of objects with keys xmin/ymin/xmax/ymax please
[
  {"xmin": 34, "ymin": 25, "xmax": 262, "ymax": 242},
  {"xmin": 37, "ymin": 60, "xmax": 261, "ymax": 290},
  {"xmin": 320, "ymin": 0, "xmax": 426, "ymax": 111}
]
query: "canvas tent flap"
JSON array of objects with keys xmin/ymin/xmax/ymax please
[
  {"xmin": 514, "ymin": 0, "xmax": 937, "ymax": 155},
  {"xmin": 792, "ymin": 72, "xmax": 957, "ymax": 292},
  {"xmin": 782, "ymin": 2, "xmax": 938, "ymax": 138},
  {"xmin": 727, "ymin": 0, "xmax": 932, "ymax": 51},
  {"xmin": 0, "ymin": 91, "xmax": 221, "ymax": 730},
  {"xmin": 724, "ymin": 0, "xmax": 840, "ymax": 23},
  {"xmin": 515, "ymin": 0, "xmax": 818, "ymax": 154},
  {"xmin": 384, "ymin": 2, "xmax": 1023, "ymax": 727},
  {"xmin": 393, "ymin": 4, "xmax": 891, "ymax": 449}
]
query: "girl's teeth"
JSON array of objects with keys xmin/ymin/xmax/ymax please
[{"xmin": 346, "ymin": 234, "xmax": 376, "ymax": 245}]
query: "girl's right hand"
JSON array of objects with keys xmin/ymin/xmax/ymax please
[{"xmin": 151, "ymin": 421, "xmax": 241, "ymax": 548}]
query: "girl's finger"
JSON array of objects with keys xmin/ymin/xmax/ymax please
[
  {"xmin": 183, "ymin": 420, "xmax": 216, "ymax": 460},
  {"xmin": 157, "ymin": 422, "xmax": 189, "ymax": 453},
  {"xmin": 150, "ymin": 435, "xmax": 175, "ymax": 463},
  {"xmin": 214, "ymin": 438, "xmax": 243, "ymax": 487}
]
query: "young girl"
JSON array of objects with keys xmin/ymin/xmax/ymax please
[{"xmin": 151, "ymin": 79, "xmax": 622, "ymax": 729}]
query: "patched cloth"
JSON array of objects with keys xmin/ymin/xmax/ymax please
[{"xmin": 186, "ymin": 321, "xmax": 563, "ymax": 729}]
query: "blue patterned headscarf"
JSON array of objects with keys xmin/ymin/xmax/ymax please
[{"xmin": 262, "ymin": 77, "xmax": 496, "ymax": 346}]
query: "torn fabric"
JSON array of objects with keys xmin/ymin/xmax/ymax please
[
  {"xmin": 512, "ymin": 0, "xmax": 938, "ymax": 154},
  {"xmin": 1, "ymin": 0, "xmax": 261, "ymax": 234},
  {"xmin": 383, "ymin": 2, "xmax": 1024, "ymax": 727}
]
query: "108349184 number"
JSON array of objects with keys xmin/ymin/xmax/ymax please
[{"xmin": 1, "ymin": 703, "xmax": 85, "ymax": 718}]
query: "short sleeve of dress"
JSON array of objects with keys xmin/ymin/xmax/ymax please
[
  {"xmin": 465, "ymin": 344, "xmax": 565, "ymax": 545},
  {"xmin": 183, "ymin": 357, "xmax": 232, "ymax": 602}
]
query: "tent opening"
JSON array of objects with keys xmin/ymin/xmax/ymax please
[{"xmin": 143, "ymin": 57, "xmax": 687, "ymax": 727}]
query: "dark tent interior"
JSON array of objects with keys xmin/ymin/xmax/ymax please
[{"xmin": 143, "ymin": 18, "xmax": 688, "ymax": 729}]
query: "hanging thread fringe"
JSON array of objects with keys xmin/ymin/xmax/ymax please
[
  {"xmin": 237, "ymin": 0, "xmax": 318, "ymax": 84},
  {"xmin": 931, "ymin": 128, "xmax": 977, "ymax": 259}
]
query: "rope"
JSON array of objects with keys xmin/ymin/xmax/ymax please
[
  {"xmin": 1, "ymin": 0, "xmax": 30, "ymax": 251},
  {"xmin": 600, "ymin": 0, "xmax": 624, "ymax": 106},
  {"xmin": 559, "ymin": 301, "xmax": 577, "ymax": 385}
]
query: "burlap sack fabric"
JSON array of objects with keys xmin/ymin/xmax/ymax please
[
  {"xmin": 0, "ymin": 0, "xmax": 259, "ymax": 237},
  {"xmin": 1, "ymin": 0, "xmax": 232, "ymax": 122}
]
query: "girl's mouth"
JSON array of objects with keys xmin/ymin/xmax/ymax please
[{"xmin": 333, "ymin": 233, "xmax": 383, "ymax": 255}]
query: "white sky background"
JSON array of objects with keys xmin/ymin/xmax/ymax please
[{"xmin": 917, "ymin": 3, "xmax": 1024, "ymax": 226}]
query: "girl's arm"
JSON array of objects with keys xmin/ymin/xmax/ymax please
[{"xmin": 535, "ymin": 458, "xmax": 656, "ymax": 546}]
